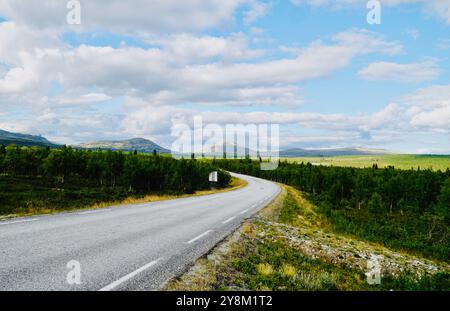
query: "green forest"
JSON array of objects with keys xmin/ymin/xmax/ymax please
[
  {"xmin": 213, "ymin": 158, "xmax": 450, "ymax": 262},
  {"xmin": 0, "ymin": 145, "xmax": 230, "ymax": 215},
  {"xmin": 1, "ymin": 145, "xmax": 449, "ymax": 263}
]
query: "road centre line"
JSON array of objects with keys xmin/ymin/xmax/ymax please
[
  {"xmin": 99, "ymin": 258, "xmax": 162, "ymax": 291},
  {"xmin": 223, "ymin": 216, "xmax": 236, "ymax": 224},
  {"xmin": 187, "ymin": 230, "xmax": 213, "ymax": 244}
]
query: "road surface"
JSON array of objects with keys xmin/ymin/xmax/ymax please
[{"xmin": 0, "ymin": 173, "xmax": 280, "ymax": 291}]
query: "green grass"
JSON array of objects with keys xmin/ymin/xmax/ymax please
[
  {"xmin": 228, "ymin": 238, "xmax": 449, "ymax": 291},
  {"xmin": 278, "ymin": 191, "xmax": 301, "ymax": 225},
  {"xmin": 228, "ymin": 239, "xmax": 372, "ymax": 291},
  {"xmin": 285, "ymin": 154, "xmax": 450, "ymax": 171}
]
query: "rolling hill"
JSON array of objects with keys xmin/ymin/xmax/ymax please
[
  {"xmin": 79, "ymin": 138, "xmax": 170, "ymax": 154},
  {"xmin": 0, "ymin": 129, "xmax": 61, "ymax": 148}
]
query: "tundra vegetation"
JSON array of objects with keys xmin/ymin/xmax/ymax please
[
  {"xmin": 214, "ymin": 158, "xmax": 449, "ymax": 262},
  {"xmin": 167, "ymin": 185, "xmax": 449, "ymax": 291},
  {"xmin": 0, "ymin": 145, "xmax": 230, "ymax": 216}
]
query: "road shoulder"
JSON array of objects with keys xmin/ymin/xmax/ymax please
[{"xmin": 165, "ymin": 184, "xmax": 450, "ymax": 291}]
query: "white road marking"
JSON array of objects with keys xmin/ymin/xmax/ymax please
[
  {"xmin": 0, "ymin": 219, "xmax": 39, "ymax": 226},
  {"xmin": 223, "ymin": 216, "xmax": 236, "ymax": 224},
  {"xmin": 99, "ymin": 258, "xmax": 161, "ymax": 291},
  {"xmin": 240, "ymin": 209, "xmax": 250, "ymax": 215},
  {"xmin": 187, "ymin": 230, "xmax": 213, "ymax": 244},
  {"xmin": 78, "ymin": 209, "xmax": 111, "ymax": 215}
]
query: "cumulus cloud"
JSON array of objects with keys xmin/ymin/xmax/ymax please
[
  {"xmin": 0, "ymin": 20, "xmax": 414, "ymax": 147},
  {"xmin": 118, "ymin": 83, "xmax": 450, "ymax": 148},
  {"xmin": 120, "ymin": 85, "xmax": 446, "ymax": 135},
  {"xmin": 153, "ymin": 33, "xmax": 264, "ymax": 64},
  {"xmin": 0, "ymin": 0, "xmax": 250, "ymax": 34},
  {"xmin": 403, "ymin": 84, "xmax": 450, "ymax": 131},
  {"xmin": 358, "ymin": 60, "xmax": 439, "ymax": 83},
  {"xmin": 0, "ymin": 22, "xmax": 61, "ymax": 64},
  {"xmin": 0, "ymin": 27, "xmax": 402, "ymax": 110},
  {"xmin": 0, "ymin": 0, "xmax": 447, "ymax": 152},
  {"xmin": 2, "ymin": 82, "xmax": 449, "ymax": 149}
]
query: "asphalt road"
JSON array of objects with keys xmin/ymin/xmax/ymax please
[{"xmin": 0, "ymin": 173, "xmax": 280, "ymax": 291}]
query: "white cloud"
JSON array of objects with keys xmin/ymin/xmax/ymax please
[
  {"xmin": 331, "ymin": 29, "xmax": 403, "ymax": 55},
  {"xmin": 3, "ymin": 82, "xmax": 449, "ymax": 149},
  {"xmin": 358, "ymin": 60, "xmax": 439, "ymax": 83},
  {"xmin": 0, "ymin": 0, "xmax": 250, "ymax": 34},
  {"xmin": 290, "ymin": 0, "xmax": 450, "ymax": 25},
  {"xmin": 437, "ymin": 38, "xmax": 450, "ymax": 50},
  {"xmin": 244, "ymin": 1, "xmax": 271, "ymax": 25},
  {"xmin": 0, "ymin": 22, "xmax": 412, "ymax": 146},
  {"xmin": 403, "ymin": 84, "xmax": 450, "ymax": 131},
  {"xmin": 154, "ymin": 33, "xmax": 264, "ymax": 64},
  {"xmin": 426, "ymin": 1, "xmax": 450, "ymax": 24},
  {"xmin": 52, "ymin": 93, "xmax": 112, "ymax": 106},
  {"xmin": 122, "ymin": 105, "xmax": 188, "ymax": 138},
  {"xmin": 176, "ymin": 29, "xmax": 402, "ymax": 89},
  {"xmin": 0, "ymin": 28, "xmax": 402, "ymax": 110},
  {"xmin": 291, "ymin": 0, "xmax": 422, "ymax": 8},
  {"xmin": 0, "ymin": 21, "xmax": 61, "ymax": 64},
  {"xmin": 410, "ymin": 106, "xmax": 450, "ymax": 130},
  {"xmin": 365, "ymin": 103, "xmax": 402, "ymax": 129},
  {"xmin": 0, "ymin": 0, "xmax": 447, "ymax": 152},
  {"xmin": 0, "ymin": 49, "xmax": 58, "ymax": 94}
]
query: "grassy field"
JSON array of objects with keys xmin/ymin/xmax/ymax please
[
  {"xmin": 167, "ymin": 185, "xmax": 450, "ymax": 291},
  {"xmin": 285, "ymin": 154, "xmax": 450, "ymax": 171}
]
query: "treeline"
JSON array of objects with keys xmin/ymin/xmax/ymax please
[
  {"xmin": 213, "ymin": 158, "xmax": 450, "ymax": 261},
  {"xmin": 0, "ymin": 145, "xmax": 230, "ymax": 193}
]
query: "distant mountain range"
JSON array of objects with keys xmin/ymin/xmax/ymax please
[
  {"xmin": 280, "ymin": 147, "xmax": 390, "ymax": 157},
  {"xmin": 0, "ymin": 130, "xmax": 169, "ymax": 154},
  {"xmin": 0, "ymin": 129, "xmax": 61, "ymax": 148},
  {"xmin": 79, "ymin": 138, "xmax": 171, "ymax": 154},
  {"xmin": 0, "ymin": 128, "xmax": 391, "ymax": 156}
]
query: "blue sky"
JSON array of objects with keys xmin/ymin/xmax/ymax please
[{"xmin": 0, "ymin": 0, "xmax": 449, "ymax": 153}]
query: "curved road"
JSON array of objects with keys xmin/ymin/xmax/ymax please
[{"xmin": 0, "ymin": 173, "xmax": 280, "ymax": 291}]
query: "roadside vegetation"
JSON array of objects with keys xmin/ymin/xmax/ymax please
[
  {"xmin": 0, "ymin": 145, "xmax": 231, "ymax": 217},
  {"xmin": 167, "ymin": 185, "xmax": 450, "ymax": 291},
  {"xmin": 285, "ymin": 154, "xmax": 450, "ymax": 171},
  {"xmin": 214, "ymin": 159, "xmax": 449, "ymax": 262}
]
